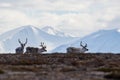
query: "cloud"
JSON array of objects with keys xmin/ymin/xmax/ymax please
[
  {"xmin": 0, "ymin": 9, "xmax": 37, "ymax": 33},
  {"xmin": 0, "ymin": 2, "xmax": 12, "ymax": 8},
  {"xmin": 33, "ymin": 12, "xmax": 108, "ymax": 36},
  {"xmin": 0, "ymin": 0, "xmax": 91, "ymax": 12},
  {"xmin": 0, "ymin": 0, "xmax": 119, "ymax": 37}
]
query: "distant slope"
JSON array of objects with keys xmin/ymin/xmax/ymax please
[
  {"xmin": 41, "ymin": 26, "xmax": 73, "ymax": 37},
  {"xmin": 52, "ymin": 29, "xmax": 120, "ymax": 53},
  {"xmin": 0, "ymin": 25, "xmax": 78, "ymax": 53}
]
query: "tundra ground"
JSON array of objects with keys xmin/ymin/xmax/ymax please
[{"xmin": 0, "ymin": 53, "xmax": 120, "ymax": 80}]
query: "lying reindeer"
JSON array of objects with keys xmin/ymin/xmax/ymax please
[
  {"xmin": 15, "ymin": 38, "xmax": 27, "ymax": 54},
  {"xmin": 66, "ymin": 41, "xmax": 88, "ymax": 53},
  {"xmin": 25, "ymin": 42, "xmax": 47, "ymax": 54}
]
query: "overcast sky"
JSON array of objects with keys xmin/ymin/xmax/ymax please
[{"xmin": 0, "ymin": 0, "xmax": 120, "ymax": 37}]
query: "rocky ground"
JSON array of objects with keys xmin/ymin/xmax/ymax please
[{"xmin": 0, "ymin": 53, "xmax": 120, "ymax": 80}]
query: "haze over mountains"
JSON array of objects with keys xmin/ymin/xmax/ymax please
[
  {"xmin": 0, "ymin": 25, "xmax": 120, "ymax": 53},
  {"xmin": 0, "ymin": 25, "xmax": 78, "ymax": 53},
  {"xmin": 41, "ymin": 26, "xmax": 73, "ymax": 37}
]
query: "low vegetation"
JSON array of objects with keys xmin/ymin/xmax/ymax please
[
  {"xmin": 0, "ymin": 69, "xmax": 4, "ymax": 74},
  {"xmin": 0, "ymin": 53, "xmax": 119, "ymax": 80},
  {"xmin": 96, "ymin": 67, "xmax": 120, "ymax": 79},
  {"xmin": 96, "ymin": 68, "xmax": 120, "ymax": 72},
  {"xmin": 10, "ymin": 66, "xmax": 38, "ymax": 72},
  {"xmin": 59, "ymin": 66, "xmax": 77, "ymax": 72},
  {"xmin": 104, "ymin": 71, "xmax": 120, "ymax": 79}
]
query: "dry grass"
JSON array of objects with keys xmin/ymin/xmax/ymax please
[
  {"xmin": 59, "ymin": 66, "xmax": 77, "ymax": 72},
  {"xmin": 10, "ymin": 66, "xmax": 38, "ymax": 72},
  {"xmin": 0, "ymin": 53, "xmax": 119, "ymax": 80}
]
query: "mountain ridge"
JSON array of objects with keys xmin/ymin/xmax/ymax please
[
  {"xmin": 41, "ymin": 26, "xmax": 73, "ymax": 37},
  {"xmin": 52, "ymin": 28, "xmax": 120, "ymax": 53},
  {"xmin": 0, "ymin": 25, "xmax": 78, "ymax": 53}
]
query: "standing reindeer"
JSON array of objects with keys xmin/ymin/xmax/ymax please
[
  {"xmin": 15, "ymin": 38, "xmax": 27, "ymax": 54},
  {"xmin": 66, "ymin": 41, "xmax": 88, "ymax": 53},
  {"xmin": 25, "ymin": 42, "xmax": 47, "ymax": 54}
]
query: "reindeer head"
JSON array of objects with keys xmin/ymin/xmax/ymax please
[
  {"xmin": 18, "ymin": 38, "xmax": 27, "ymax": 48},
  {"xmin": 80, "ymin": 41, "xmax": 88, "ymax": 52},
  {"xmin": 40, "ymin": 42, "xmax": 47, "ymax": 52}
]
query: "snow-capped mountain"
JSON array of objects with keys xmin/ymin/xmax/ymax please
[
  {"xmin": 0, "ymin": 25, "xmax": 78, "ymax": 53},
  {"xmin": 52, "ymin": 29, "xmax": 120, "ymax": 53},
  {"xmin": 41, "ymin": 26, "xmax": 73, "ymax": 37}
]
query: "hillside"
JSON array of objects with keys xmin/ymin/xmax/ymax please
[
  {"xmin": 53, "ymin": 29, "xmax": 120, "ymax": 53},
  {"xmin": 0, "ymin": 25, "xmax": 78, "ymax": 53},
  {"xmin": 0, "ymin": 53, "xmax": 119, "ymax": 80}
]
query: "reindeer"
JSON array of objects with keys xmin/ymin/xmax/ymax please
[
  {"xmin": 66, "ymin": 41, "xmax": 88, "ymax": 53},
  {"xmin": 25, "ymin": 42, "xmax": 47, "ymax": 54},
  {"xmin": 15, "ymin": 38, "xmax": 27, "ymax": 54}
]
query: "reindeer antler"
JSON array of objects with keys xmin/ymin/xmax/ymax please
[
  {"xmin": 24, "ymin": 38, "xmax": 28, "ymax": 45},
  {"xmin": 40, "ymin": 42, "xmax": 46, "ymax": 48},
  {"xmin": 18, "ymin": 38, "xmax": 28, "ymax": 45},
  {"xmin": 80, "ymin": 41, "xmax": 87, "ymax": 48},
  {"xmin": 84, "ymin": 43, "xmax": 87, "ymax": 47},
  {"xmin": 40, "ymin": 42, "xmax": 44, "ymax": 47},
  {"xmin": 18, "ymin": 39, "xmax": 22, "ymax": 44},
  {"xmin": 80, "ymin": 41, "xmax": 84, "ymax": 47}
]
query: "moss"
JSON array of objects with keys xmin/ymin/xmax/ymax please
[
  {"xmin": 96, "ymin": 68, "xmax": 120, "ymax": 79},
  {"xmin": 0, "ymin": 69, "xmax": 4, "ymax": 74},
  {"xmin": 104, "ymin": 71, "xmax": 120, "ymax": 79},
  {"xmin": 96, "ymin": 68, "xmax": 120, "ymax": 72},
  {"xmin": 10, "ymin": 66, "xmax": 37, "ymax": 72}
]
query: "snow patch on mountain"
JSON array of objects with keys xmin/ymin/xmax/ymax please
[
  {"xmin": 52, "ymin": 29, "xmax": 120, "ymax": 53},
  {"xmin": 117, "ymin": 29, "xmax": 120, "ymax": 32},
  {"xmin": 0, "ymin": 25, "xmax": 78, "ymax": 53}
]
